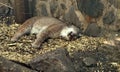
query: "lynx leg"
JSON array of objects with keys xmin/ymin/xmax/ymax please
[
  {"xmin": 32, "ymin": 31, "xmax": 49, "ymax": 48},
  {"xmin": 11, "ymin": 26, "xmax": 31, "ymax": 42}
]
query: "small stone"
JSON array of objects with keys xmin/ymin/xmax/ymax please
[{"xmin": 83, "ymin": 57, "xmax": 97, "ymax": 67}]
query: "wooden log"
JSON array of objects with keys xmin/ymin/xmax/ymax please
[{"xmin": 13, "ymin": 0, "xmax": 26, "ymax": 23}]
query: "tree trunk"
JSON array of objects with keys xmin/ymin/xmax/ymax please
[{"xmin": 13, "ymin": 0, "xmax": 26, "ymax": 23}]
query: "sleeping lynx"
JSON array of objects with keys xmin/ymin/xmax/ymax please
[{"xmin": 11, "ymin": 17, "xmax": 80, "ymax": 48}]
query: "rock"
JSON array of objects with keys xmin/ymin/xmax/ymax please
[
  {"xmin": 83, "ymin": 57, "xmax": 97, "ymax": 67},
  {"xmin": 76, "ymin": 0, "xmax": 104, "ymax": 18},
  {"xmin": 84, "ymin": 23, "xmax": 101, "ymax": 37},
  {"xmin": 0, "ymin": 56, "xmax": 37, "ymax": 72},
  {"xmin": 63, "ymin": 6, "xmax": 82, "ymax": 28},
  {"xmin": 36, "ymin": 1, "xmax": 49, "ymax": 16},
  {"xmin": 40, "ymin": 3, "xmax": 48, "ymax": 16},
  {"xmin": 50, "ymin": 1, "xmax": 59, "ymax": 15},
  {"xmin": 0, "ymin": 6, "xmax": 10, "ymax": 16},
  {"xmin": 103, "ymin": 11, "xmax": 116, "ymax": 25},
  {"xmin": 108, "ymin": 0, "xmax": 120, "ymax": 9},
  {"xmin": 28, "ymin": 48, "xmax": 75, "ymax": 72}
]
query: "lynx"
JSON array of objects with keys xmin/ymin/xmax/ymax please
[{"xmin": 11, "ymin": 17, "xmax": 80, "ymax": 48}]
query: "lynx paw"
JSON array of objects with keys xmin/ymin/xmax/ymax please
[
  {"xmin": 32, "ymin": 43, "xmax": 41, "ymax": 48},
  {"xmin": 11, "ymin": 38, "xmax": 17, "ymax": 42}
]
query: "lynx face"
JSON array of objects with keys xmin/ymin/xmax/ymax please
[{"xmin": 60, "ymin": 25, "xmax": 80, "ymax": 40}]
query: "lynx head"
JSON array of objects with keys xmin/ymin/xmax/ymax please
[{"xmin": 60, "ymin": 25, "xmax": 80, "ymax": 40}]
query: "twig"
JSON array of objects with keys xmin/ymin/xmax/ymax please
[{"xmin": 0, "ymin": 2, "xmax": 13, "ymax": 9}]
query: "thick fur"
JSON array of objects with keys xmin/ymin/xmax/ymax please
[{"xmin": 11, "ymin": 17, "xmax": 79, "ymax": 48}]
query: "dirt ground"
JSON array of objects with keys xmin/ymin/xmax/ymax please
[{"xmin": 0, "ymin": 23, "xmax": 120, "ymax": 72}]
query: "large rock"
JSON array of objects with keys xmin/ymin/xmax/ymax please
[
  {"xmin": 103, "ymin": 11, "xmax": 116, "ymax": 25},
  {"xmin": 28, "ymin": 48, "xmax": 75, "ymax": 72},
  {"xmin": 76, "ymin": 0, "xmax": 104, "ymax": 18},
  {"xmin": 84, "ymin": 23, "xmax": 101, "ymax": 37},
  {"xmin": 0, "ymin": 56, "xmax": 37, "ymax": 72},
  {"xmin": 62, "ymin": 6, "xmax": 82, "ymax": 28}
]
